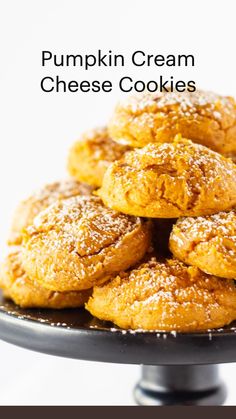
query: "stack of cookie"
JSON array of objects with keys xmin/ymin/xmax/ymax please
[{"xmin": 1, "ymin": 89, "xmax": 236, "ymax": 332}]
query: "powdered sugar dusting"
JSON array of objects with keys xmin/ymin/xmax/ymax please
[
  {"xmin": 89, "ymin": 257, "xmax": 236, "ymax": 331},
  {"xmin": 121, "ymin": 90, "xmax": 236, "ymax": 131},
  {"xmin": 29, "ymin": 196, "xmax": 141, "ymax": 257},
  {"xmin": 172, "ymin": 209, "xmax": 236, "ymax": 261},
  {"xmin": 101, "ymin": 136, "xmax": 236, "ymax": 217}
]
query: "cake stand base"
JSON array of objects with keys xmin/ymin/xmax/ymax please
[{"xmin": 134, "ymin": 365, "xmax": 227, "ymax": 405}]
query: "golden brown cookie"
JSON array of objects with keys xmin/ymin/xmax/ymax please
[
  {"xmin": 67, "ymin": 127, "xmax": 131, "ymax": 187},
  {"xmin": 109, "ymin": 90, "xmax": 236, "ymax": 160},
  {"xmin": 169, "ymin": 210, "xmax": 236, "ymax": 279},
  {"xmin": 98, "ymin": 137, "xmax": 236, "ymax": 218},
  {"xmin": 0, "ymin": 250, "xmax": 91, "ymax": 309},
  {"xmin": 9, "ymin": 179, "xmax": 94, "ymax": 246},
  {"xmin": 86, "ymin": 257, "xmax": 236, "ymax": 331},
  {"xmin": 22, "ymin": 196, "xmax": 151, "ymax": 292}
]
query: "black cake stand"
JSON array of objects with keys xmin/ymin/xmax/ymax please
[{"xmin": 0, "ymin": 291, "xmax": 236, "ymax": 405}]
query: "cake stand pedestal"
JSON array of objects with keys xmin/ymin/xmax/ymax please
[{"xmin": 134, "ymin": 364, "xmax": 226, "ymax": 405}]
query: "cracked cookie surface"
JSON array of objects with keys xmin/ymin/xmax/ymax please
[
  {"xmin": 86, "ymin": 257, "xmax": 236, "ymax": 331},
  {"xmin": 98, "ymin": 137, "xmax": 236, "ymax": 217},
  {"xmin": 9, "ymin": 179, "xmax": 94, "ymax": 245},
  {"xmin": 0, "ymin": 249, "xmax": 91, "ymax": 308},
  {"xmin": 170, "ymin": 210, "xmax": 236, "ymax": 279},
  {"xmin": 109, "ymin": 90, "xmax": 236, "ymax": 160},
  {"xmin": 22, "ymin": 196, "xmax": 151, "ymax": 291},
  {"xmin": 67, "ymin": 127, "xmax": 131, "ymax": 187}
]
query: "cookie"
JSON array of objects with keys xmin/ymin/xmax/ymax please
[
  {"xmin": 98, "ymin": 137, "xmax": 236, "ymax": 217},
  {"xmin": 109, "ymin": 90, "xmax": 236, "ymax": 160},
  {"xmin": 9, "ymin": 179, "xmax": 94, "ymax": 245},
  {"xmin": 86, "ymin": 257, "xmax": 236, "ymax": 331},
  {"xmin": 169, "ymin": 210, "xmax": 236, "ymax": 279},
  {"xmin": 22, "ymin": 196, "xmax": 151, "ymax": 291},
  {"xmin": 0, "ymin": 250, "xmax": 91, "ymax": 308},
  {"xmin": 67, "ymin": 127, "xmax": 131, "ymax": 187}
]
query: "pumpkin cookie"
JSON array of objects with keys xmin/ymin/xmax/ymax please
[
  {"xmin": 67, "ymin": 127, "xmax": 131, "ymax": 187},
  {"xmin": 86, "ymin": 257, "xmax": 236, "ymax": 331},
  {"xmin": 98, "ymin": 137, "xmax": 236, "ymax": 218},
  {"xmin": 109, "ymin": 90, "xmax": 236, "ymax": 160},
  {"xmin": 9, "ymin": 179, "xmax": 94, "ymax": 246},
  {"xmin": 170, "ymin": 210, "xmax": 236, "ymax": 279},
  {"xmin": 0, "ymin": 250, "xmax": 91, "ymax": 308},
  {"xmin": 22, "ymin": 196, "xmax": 151, "ymax": 292}
]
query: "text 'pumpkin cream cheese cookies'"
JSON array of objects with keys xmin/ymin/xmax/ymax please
[
  {"xmin": 22, "ymin": 196, "xmax": 151, "ymax": 292},
  {"xmin": 86, "ymin": 258, "xmax": 236, "ymax": 332},
  {"xmin": 8, "ymin": 179, "xmax": 94, "ymax": 246},
  {"xmin": 108, "ymin": 90, "xmax": 236, "ymax": 160},
  {"xmin": 169, "ymin": 210, "xmax": 236, "ymax": 279},
  {"xmin": 67, "ymin": 127, "xmax": 131, "ymax": 187},
  {"xmin": 0, "ymin": 250, "xmax": 91, "ymax": 309},
  {"xmin": 98, "ymin": 137, "xmax": 236, "ymax": 218}
]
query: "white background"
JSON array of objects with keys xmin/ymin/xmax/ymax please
[{"xmin": 0, "ymin": 0, "xmax": 236, "ymax": 405}]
